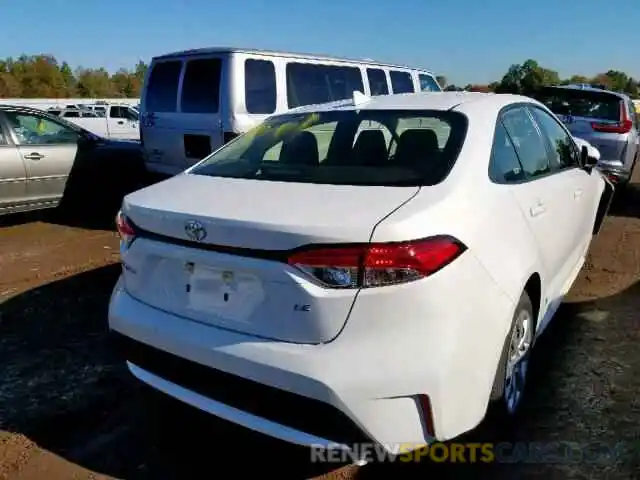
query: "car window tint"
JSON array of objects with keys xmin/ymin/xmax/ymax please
[
  {"xmin": 529, "ymin": 106, "xmax": 578, "ymax": 170},
  {"xmin": 5, "ymin": 113, "xmax": 78, "ymax": 145},
  {"xmin": 146, "ymin": 60, "xmax": 182, "ymax": 112},
  {"xmin": 389, "ymin": 70, "xmax": 414, "ymax": 94},
  {"xmin": 419, "ymin": 74, "xmax": 441, "ymax": 92},
  {"xmin": 181, "ymin": 58, "xmax": 222, "ymax": 113},
  {"xmin": 489, "ymin": 121, "xmax": 525, "ymax": 183},
  {"xmin": 501, "ymin": 107, "xmax": 551, "ymax": 178},
  {"xmin": 366, "ymin": 68, "xmax": 389, "ymax": 96},
  {"xmin": 245, "ymin": 59, "xmax": 277, "ymax": 114},
  {"xmin": 286, "ymin": 63, "xmax": 364, "ymax": 108}
]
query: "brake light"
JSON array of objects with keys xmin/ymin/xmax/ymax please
[
  {"xmin": 287, "ymin": 236, "xmax": 466, "ymax": 288},
  {"xmin": 115, "ymin": 210, "xmax": 136, "ymax": 246},
  {"xmin": 591, "ymin": 102, "xmax": 633, "ymax": 134}
]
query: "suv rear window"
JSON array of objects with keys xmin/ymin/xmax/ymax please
[
  {"xmin": 533, "ymin": 87, "xmax": 622, "ymax": 122},
  {"xmin": 146, "ymin": 60, "xmax": 182, "ymax": 112},
  {"xmin": 190, "ymin": 109, "xmax": 468, "ymax": 186},
  {"xmin": 181, "ymin": 58, "xmax": 222, "ymax": 113}
]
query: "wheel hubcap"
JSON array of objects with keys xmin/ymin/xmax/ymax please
[{"xmin": 504, "ymin": 309, "xmax": 533, "ymax": 414}]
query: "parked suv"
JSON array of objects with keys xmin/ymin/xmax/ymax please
[{"xmin": 533, "ymin": 84, "xmax": 638, "ymax": 185}]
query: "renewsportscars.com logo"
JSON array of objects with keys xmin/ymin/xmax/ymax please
[{"xmin": 310, "ymin": 441, "xmax": 631, "ymax": 464}]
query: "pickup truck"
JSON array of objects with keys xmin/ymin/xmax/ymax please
[{"xmin": 49, "ymin": 104, "xmax": 140, "ymax": 140}]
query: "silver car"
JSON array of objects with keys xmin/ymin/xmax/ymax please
[
  {"xmin": 534, "ymin": 85, "xmax": 639, "ymax": 185},
  {"xmin": 0, "ymin": 105, "xmax": 143, "ymax": 216}
]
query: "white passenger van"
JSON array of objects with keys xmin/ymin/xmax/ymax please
[{"xmin": 139, "ymin": 47, "xmax": 442, "ymax": 174}]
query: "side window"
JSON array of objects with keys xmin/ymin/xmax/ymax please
[
  {"xmin": 181, "ymin": 58, "xmax": 222, "ymax": 113},
  {"xmin": 286, "ymin": 63, "xmax": 364, "ymax": 108},
  {"xmin": 124, "ymin": 108, "xmax": 139, "ymax": 121},
  {"xmin": 245, "ymin": 59, "xmax": 277, "ymax": 114},
  {"xmin": 366, "ymin": 68, "xmax": 389, "ymax": 96},
  {"xmin": 501, "ymin": 107, "xmax": 551, "ymax": 179},
  {"xmin": 63, "ymin": 111, "xmax": 79, "ymax": 118},
  {"xmin": 489, "ymin": 121, "xmax": 525, "ymax": 183},
  {"xmin": 0, "ymin": 123, "xmax": 7, "ymax": 145},
  {"xmin": 419, "ymin": 74, "xmax": 441, "ymax": 92},
  {"xmin": 389, "ymin": 70, "xmax": 414, "ymax": 94},
  {"xmin": 528, "ymin": 106, "xmax": 578, "ymax": 170},
  {"xmin": 110, "ymin": 106, "xmax": 125, "ymax": 118},
  {"xmin": 146, "ymin": 60, "xmax": 182, "ymax": 112},
  {"xmin": 4, "ymin": 113, "xmax": 78, "ymax": 145},
  {"xmin": 626, "ymin": 100, "xmax": 638, "ymax": 126}
]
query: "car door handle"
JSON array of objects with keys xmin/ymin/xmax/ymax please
[
  {"xmin": 23, "ymin": 152, "xmax": 44, "ymax": 160},
  {"xmin": 574, "ymin": 189, "xmax": 583, "ymax": 199},
  {"xmin": 117, "ymin": 120, "xmax": 124, "ymax": 125},
  {"xmin": 529, "ymin": 203, "xmax": 546, "ymax": 217}
]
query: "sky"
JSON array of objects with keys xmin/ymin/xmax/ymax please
[{"xmin": 2, "ymin": 0, "xmax": 640, "ymax": 85}]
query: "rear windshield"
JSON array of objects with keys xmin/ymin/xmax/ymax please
[
  {"xmin": 189, "ymin": 109, "xmax": 468, "ymax": 186},
  {"xmin": 533, "ymin": 88, "xmax": 622, "ymax": 122}
]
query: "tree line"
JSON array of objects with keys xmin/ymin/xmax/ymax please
[
  {"xmin": 1, "ymin": 55, "xmax": 638, "ymax": 99},
  {"xmin": 438, "ymin": 59, "xmax": 639, "ymax": 98},
  {"xmin": 0, "ymin": 55, "xmax": 148, "ymax": 98}
]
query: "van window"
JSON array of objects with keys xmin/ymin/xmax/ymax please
[
  {"xmin": 286, "ymin": 63, "xmax": 364, "ymax": 108},
  {"xmin": 146, "ymin": 60, "xmax": 182, "ymax": 112},
  {"xmin": 63, "ymin": 111, "xmax": 79, "ymax": 118},
  {"xmin": 366, "ymin": 68, "xmax": 389, "ymax": 96},
  {"xmin": 419, "ymin": 74, "xmax": 441, "ymax": 92},
  {"xmin": 245, "ymin": 59, "xmax": 277, "ymax": 114},
  {"xmin": 190, "ymin": 109, "xmax": 468, "ymax": 187},
  {"xmin": 389, "ymin": 71, "xmax": 414, "ymax": 94},
  {"xmin": 181, "ymin": 58, "xmax": 222, "ymax": 113}
]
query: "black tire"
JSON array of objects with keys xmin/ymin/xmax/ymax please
[{"xmin": 488, "ymin": 291, "xmax": 535, "ymax": 423}]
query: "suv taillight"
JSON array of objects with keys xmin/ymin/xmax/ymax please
[
  {"xmin": 115, "ymin": 210, "xmax": 137, "ymax": 247},
  {"xmin": 591, "ymin": 102, "xmax": 633, "ymax": 134},
  {"xmin": 287, "ymin": 236, "xmax": 466, "ymax": 289}
]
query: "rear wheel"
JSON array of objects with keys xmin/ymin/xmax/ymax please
[{"xmin": 489, "ymin": 291, "xmax": 535, "ymax": 420}]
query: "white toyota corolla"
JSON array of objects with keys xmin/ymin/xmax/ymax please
[{"xmin": 108, "ymin": 91, "xmax": 612, "ymax": 455}]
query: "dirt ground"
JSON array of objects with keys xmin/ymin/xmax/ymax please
[{"xmin": 1, "ymin": 172, "xmax": 639, "ymax": 480}]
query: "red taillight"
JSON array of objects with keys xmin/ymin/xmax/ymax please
[
  {"xmin": 591, "ymin": 102, "xmax": 633, "ymax": 134},
  {"xmin": 115, "ymin": 210, "xmax": 136, "ymax": 246},
  {"xmin": 287, "ymin": 236, "xmax": 466, "ymax": 288}
]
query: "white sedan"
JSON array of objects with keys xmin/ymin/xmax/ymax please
[{"xmin": 108, "ymin": 91, "xmax": 611, "ymax": 457}]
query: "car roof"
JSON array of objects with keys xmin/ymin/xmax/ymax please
[
  {"xmin": 153, "ymin": 46, "xmax": 435, "ymax": 74},
  {"xmin": 543, "ymin": 84, "xmax": 628, "ymax": 100},
  {"xmin": 285, "ymin": 91, "xmax": 540, "ymax": 115}
]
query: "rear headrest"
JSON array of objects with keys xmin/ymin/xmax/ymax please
[
  {"xmin": 351, "ymin": 129, "xmax": 388, "ymax": 166},
  {"xmin": 279, "ymin": 131, "xmax": 319, "ymax": 166},
  {"xmin": 394, "ymin": 129, "xmax": 440, "ymax": 167}
]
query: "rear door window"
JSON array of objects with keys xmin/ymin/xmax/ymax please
[
  {"xmin": 419, "ymin": 74, "xmax": 441, "ymax": 92},
  {"xmin": 146, "ymin": 60, "xmax": 182, "ymax": 112},
  {"xmin": 389, "ymin": 71, "xmax": 414, "ymax": 94},
  {"xmin": 181, "ymin": 58, "xmax": 222, "ymax": 113},
  {"xmin": 501, "ymin": 107, "xmax": 551, "ymax": 179},
  {"xmin": 366, "ymin": 68, "xmax": 389, "ymax": 96},
  {"xmin": 245, "ymin": 59, "xmax": 277, "ymax": 114},
  {"xmin": 286, "ymin": 63, "xmax": 365, "ymax": 108}
]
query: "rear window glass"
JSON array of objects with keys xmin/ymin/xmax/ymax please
[
  {"xmin": 389, "ymin": 71, "xmax": 414, "ymax": 94},
  {"xmin": 146, "ymin": 60, "xmax": 182, "ymax": 112},
  {"xmin": 533, "ymin": 88, "xmax": 622, "ymax": 122},
  {"xmin": 419, "ymin": 74, "xmax": 441, "ymax": 92},
  {"xmin": 181, "ymin": 58, "xmax": 222, "ymax": 113},
  {"xmin": 286, "ymin": 63, "xmax": 365, "ymax": 108},
  {"xmin": 367, "ymin": 68, "xmax": 389, "ymax": 96},
  {"xmin": 190, "ymin": 109, "xmax": 468, "ymax": 187},
  {"xmin": 245, "ymin": 59, "xmax": 277, "ymax": 114}
]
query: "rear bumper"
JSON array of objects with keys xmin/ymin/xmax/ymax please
[{"xmin": 108, "ymin": 251, "xmax": 515, "ymax": 452}]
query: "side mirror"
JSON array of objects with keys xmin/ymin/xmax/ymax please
[{"xmin": 574, "ymin": 137, "xmax": 600, "ymax": 170}]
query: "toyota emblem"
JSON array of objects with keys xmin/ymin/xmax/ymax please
[{"xmin": 185, "ymin": 220, "xmax": 207, "ymax": 242}]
